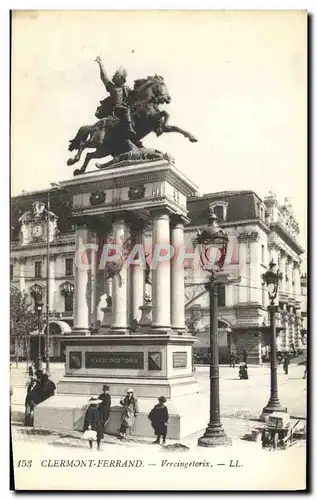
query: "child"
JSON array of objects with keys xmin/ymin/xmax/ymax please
[
  {"xmin": 82, "ymin": 399, "xmax": 104, "ymax": 450},
  {"xmin": 148, "ymin": 396, "xmax": 169, "ymax": 445}
]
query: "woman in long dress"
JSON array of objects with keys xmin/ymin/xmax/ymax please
[{"xmin": 119, "ymin": 389, "xmax": 139, "ymax": 438}]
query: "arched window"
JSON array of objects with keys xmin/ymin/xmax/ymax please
[
  {"xmin": 60, "ymin": 281, "xmax": 74, "ymax": 313},
  {"xmin": 208, "ymin": 201, "xmax": 228, "ymax": 222}
]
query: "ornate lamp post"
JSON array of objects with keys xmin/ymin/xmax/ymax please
[
  {"xmin": 44, "ymin": 182, "xmax": 64, "ymax": 376},
  {"xmin": 45, "ymin": 190, "xmax": 51, "ymax": 376},
  {"xmin": 195, "ymin": 207, "xmax": 232, "ymax": 447},
  {"xmin": 33, "ymin": 290, "xmax": 43, "ymax": 371},
  {"xmin": 260, "ymin": 259, "xmax": 287, "ymax": 420}
]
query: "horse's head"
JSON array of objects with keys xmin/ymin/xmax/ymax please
[{"xmin": 132, "ymin": 75, "xmax": 171, "ymax": 107}]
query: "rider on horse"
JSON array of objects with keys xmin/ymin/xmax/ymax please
[{"xmin": 95, "ymin": 56, "xmax": 136, "ymax": 143}]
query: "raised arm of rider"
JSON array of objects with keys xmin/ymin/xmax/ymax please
[{"xmin": 96, "ymin": 57, "xmax": 112, "ymax": 91}]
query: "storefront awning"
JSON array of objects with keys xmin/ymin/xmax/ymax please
[
  {"xmin": 29, "ymin": 321, "xmax": 72, "ymax": 336},
  {"xmin": 44, "ymin": 321, "xmax": 72, "ymax": 335}
]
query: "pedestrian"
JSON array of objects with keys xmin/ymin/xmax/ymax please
[
  {"xmin": 148, "ymin": 396, "xmax": 169, "ymax": 445},
  {"xmin": 303, "ymin": 358, "xmax": 307, "ymax": 379},
  {"xmin": 119, "ymin": 389, "xmax": 139, "ymax": 438},
  {"xmin": 239, "ymin": 362, "xmax": 248, "ymax": 380},
  {"xmin": 91, "ymin": 384, "xmax": 111, "ymax": 430},
  {"xmin": 229, "ymin": 353, "xmax": 236, "ymax": 368},
  {"xmin": 283, "ymin": 354, "xmax": 289, "ymax": 375},
  {"xmin": 35, "ymin": 369, "xmax": 44, "ymax": 383},
  {"xmin": 82, "ymin": 399, "xmax": 104, "ymax": 450},
  {"xmin": 24, "ymin": 376, "xmax": 41, "ymax": 426},
  {"xmin": 41, "ymin": 373, "xmax": 56, "ymax": 402},
  {"xmin": 28, "ymin": 362, "xmax": 35, "ymax": 379},
  {"xmin": 243, "ymin": 350, "xmax": 248, "ymax": 364}
]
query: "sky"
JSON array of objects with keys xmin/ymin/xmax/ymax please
[{"xmin": 11, "ymin": 10, "xmax": 307, "ymax": 250}]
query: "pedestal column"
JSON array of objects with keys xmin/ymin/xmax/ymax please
[
  {"xmin": 110, "ymin": 219, "xmax": 128, "ymax": 332},
  {"xmin": 89, "ymin": 231, "xmax": 98, "ymax": 330},
  {"xmin": 151, "ymin": 212, "xmax": 171, "ymax": 330},
  {"xmin": 130, "ymin": 224, "xmax": 144, "ymax": 324},
  {"xmin": 73, "ymin": 226, "xmax": 91, "ymax": 334},
  {"xmin": 171, "ymin": 219, "xmax": 185, "ymax": 331}
]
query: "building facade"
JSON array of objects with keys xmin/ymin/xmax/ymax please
[
  {"xmin": 184, "ymin": 191, "xmax": 305, "ymax": 363},
  {"xmin": 10, "ymin": 188, "xmax": 305, "ymax": 363}
]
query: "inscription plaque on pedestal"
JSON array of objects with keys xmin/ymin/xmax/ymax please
[
  {"xmin": 173, "ymin": 352, "xmax": 187, "ymax": 368},
  {"xmin": 85, "ymin": 352, "xmax": 144, "ymax": 369}
]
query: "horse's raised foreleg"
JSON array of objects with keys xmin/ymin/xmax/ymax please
[
  {"xmin": 73, "ymin": 149, "xmax": 108, "ymax": 176},
  {"xmin": 67, "ymin": 144, "xmax": 85, "ymax": 166},
  {"xmin": 158, "ymin": 111, "xmax": 198, "ymax": 142}
]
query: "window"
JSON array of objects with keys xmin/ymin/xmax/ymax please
[
  {"xmin": 65, "ymin": 258, "xmax": 73, "ymax": 276},
  {"xmin": 10, "ymin": 264, "xmax": 13, "ymax": 281},
  {"xmin": 218, "ymin": 284, "xmax": 226, "ymax": 307},
  {"xmin": 35, "ymin": 261, "xmax": 42, "ymax": 278},
  {"xmin": 64, "ymin": 295, "xmax": 74, "ymax": 312},
  {"xmin": 213, "ymin": 205, "xmax": 224, "ymax": 221},
  {"xmin": 261, "ymin": 245, "xmax": 265, "ymax": 264},
  {"xmin": 209, "ymin": 201, "xmax": 228, "ymax": 222}
]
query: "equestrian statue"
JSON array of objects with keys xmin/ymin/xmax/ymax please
[{"xmin": 67, "ymin": 56, "xmax": 198, "ymax": 175}]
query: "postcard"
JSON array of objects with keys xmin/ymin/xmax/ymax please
[{"xmin": 10, "ymin": 10, "xmax": 307, "ymax": 491}]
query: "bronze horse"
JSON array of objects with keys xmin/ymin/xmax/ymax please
[{"xmin": 67, "ymin": 75, "xmax": 197, "ymax": 175}]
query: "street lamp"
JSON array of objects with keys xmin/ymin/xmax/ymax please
[
  {"xmin": 44, "ymin": 182, "xmax": 64, "ymax": 376},
  {"xmin": 33, "ymin": 291, "xmax": 43, "ymax": 371},
  {"xmin": 194, "ymin": 207, "xmax": 232, "ymax": 447},
  {"xmin": 260, "ymin": 259, "xmax": 287, "ymax": 420}
]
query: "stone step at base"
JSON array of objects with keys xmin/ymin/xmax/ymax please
[{"xmin": 34, "ymin": 393, "xmax": 208, "ymax": 440}]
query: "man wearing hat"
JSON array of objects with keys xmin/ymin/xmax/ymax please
[
  {"xmin": 97, "ymin": 385, "xmax": 111, "ymax": 429},
  {"xmin": 119, "ymin": 389, "xmax": 139, "ymax": 438},
  {"xmin": 148, "ymin": 396, "xmax": 169, "ymax": 445}
]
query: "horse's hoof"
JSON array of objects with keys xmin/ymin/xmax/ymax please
[
  {"xmin": 189, "ymin": 136, "xmax": 198, "ymax": 143},
  {"xmin": 73, "ymin": 168, "xmax": 83, "ymax": 176},
  {"xmin": 67, "ymin": 158, "xmax": 78, "ymax": 166}
]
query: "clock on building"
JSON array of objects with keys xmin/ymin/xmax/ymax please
[{"xmin": 33, "ymin": 224, "xmax": 43, "ymax": 238}]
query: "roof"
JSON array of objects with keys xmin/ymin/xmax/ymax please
[
  {"xmin": 11, "ymin": 189, "xmax": 73, "ymax": 240},
  {"xmin": 187, "ymin": 190, "xmax": 263, "ymax": 226}
]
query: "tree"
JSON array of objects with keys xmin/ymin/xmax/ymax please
[{"xmin": 10, "ymin": 286, "xmax": 38, "ymax": 367}]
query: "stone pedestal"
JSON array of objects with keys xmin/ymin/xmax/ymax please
[
  {"xmin": 139, "ymin": 304, "xmax": 152, "ymax": 326},
  {"xmin": 100, "ymin": 306, "xmax": 112, "ymax": 329},
  {"xmin": 58, "ymin": 333, "xmax": 198, "ymax": 398},
  {"xmin": 35, "ymin": 333, "xmax": 201, "ymax": 439},
  {"xmin": 34, "ymin": 159, "xmax": 204, "ymax": 439}
]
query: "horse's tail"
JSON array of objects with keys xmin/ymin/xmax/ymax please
[{"xmin": 68, "ymin": 126, "xmax": 92, "ymax": 151}]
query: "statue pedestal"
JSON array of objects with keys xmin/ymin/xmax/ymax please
[
  {"xmin": 139, "ymin": 304, "xmax": 152, "ymax": 326},
  {"xmin": 34, "ymin": 160, "xmax": 202, "ymax": 439},
  {"xmin": 34, "ymin": 333, "xmax": 206, "ymax": 439}
]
